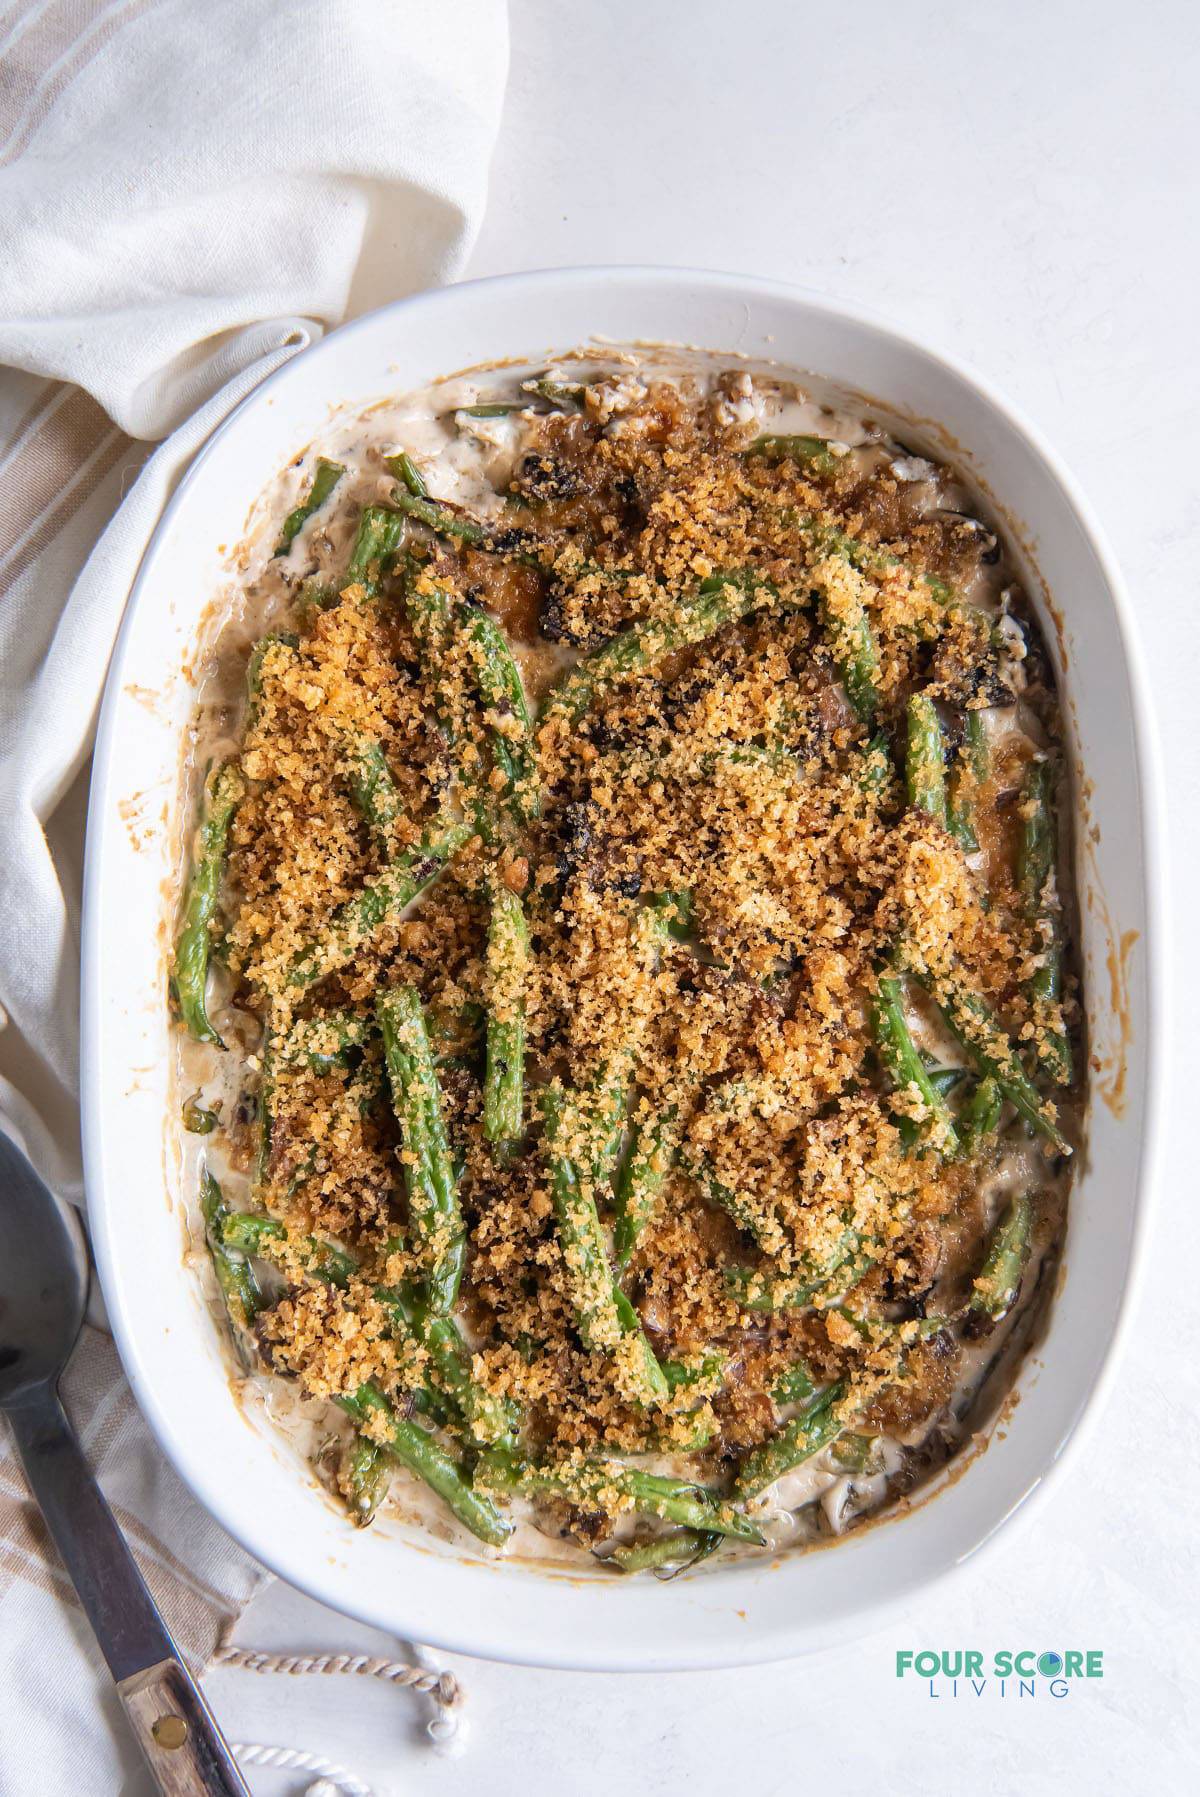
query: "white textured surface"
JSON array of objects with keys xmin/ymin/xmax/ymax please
[{"xmin": 209, "ymin": 1, "xmax": 1199, "ymax": 1790}]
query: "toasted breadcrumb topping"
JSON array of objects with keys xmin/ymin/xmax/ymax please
[{"xmin": 182, "ymin": 363, "xmax": 1078, "ymax": 1556}]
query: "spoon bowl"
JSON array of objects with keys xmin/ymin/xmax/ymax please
[
  {"xmin": 0, "ymin": 1129, "xmax": 249, "ymax": 1795},
  {"xmin": 0, "ymin": 1132, "xmax": 89, "ymax": 1404}
]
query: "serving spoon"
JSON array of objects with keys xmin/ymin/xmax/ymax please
[{"xmin": 0, "ymin": 1131, "xmax": 250, "ymax": 1796}]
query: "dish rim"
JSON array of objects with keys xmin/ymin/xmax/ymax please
[{"xmin": 81, "ymin": 265, "xmax": 1167, "ymax": 1669}]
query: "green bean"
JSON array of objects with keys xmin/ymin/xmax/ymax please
[
  {"xmin": 893, "ymin": 1066, "xmax": 964, "ymax": 1149},
  {"xmin": 603, "ymin": 912, "xmax": 678, "ymax": 1201},
  {"xmin": 725, "ymin": 1266, "xmax": 832, "ymax": 1314},
  {"xmin": 182, "ymin": 1093, "xmax": 218, "ymax": 1134},
  {"xmin": 948, "ymin": 710, "xmax": 988, "ymax": 851},
  {"xmin": 286, "ymin": 814, "xmax": 473, "ymax": 991},
  {"xmin": 403, "ymin": 576, "xmax": 471, "ymax": 754},
  {"xmin": 275, "ymin": 457, "xmax": 344, "ymax": 555},
  {"xmin": 661, "ymin": 1352, "xmax": 725, "ymax": 1395},
  {"xmin": 930, "ymin": 977, "xmax": 1070, "ymax": 1153},
  {"xmin": 959, "ymin": 1074, "xmax": 1002, "ymax": 1157},
  {"xmin": 1018, "ymin": 759, "xmax": 1055, "ymax": 910},
  {"xmin": 905, "ymin": 693, "xmax": 947, "ymax": 824},
  {"xmin": 613, "ymin": 1107, "xmax": 677, "ymax": 1269},
  {"xmin": 221, "ymin": 1217, "xmax": 458, "ymax": 1427},
  {"xmin": 346, "ymin": 504, "xmax": 406, "ymax": 589},
  {"xmin": 776, "ymin": 506, "xmax": 955, "ymax": 607},
  {"xmin": 484, "ymin": 885, "xmax": 529, "ymax": 1144},
  {"xmin": 277, "ymin": 1011, "xmax": 370, "ymax": 1075},
  {"xmin": 744, "ymin": 434, "xmax": 842, "ymax": 477},
  {"xmin": 832, "ymin": 1305, "xmax": 947, "ymax": 1347},
  {"xmin": 478, "ymin": 1450, "xmax": 763, "ymax": 1544},
  {"xmin": 970, "ymin": 1193, "xmax": 1033, "ymax": 1320},
  {"xmin": 283, "ymin": 1148, "xmax": 319, "ymax": 1202},
  {"xmin": 392, "ymin": 488, "xmax": 489, "ymax": 546},
  {"xmin": 646, "ymin": 888, "xmax": 694, "ymax": 940},
  {"xmin": 409, "ymin": 1384, "xmax": 456, "ymax": 1429},
  {"xmin": 462, "ymin": 602, "xmax": 539, "ymax": 823},
  {"xmin": 1018, "ymin": 758, "xmax": 1073, "ymax": 1085},
  {"xmin": 573, "ymin": 901, "xmax": 669, "ymax": 1184},
  {"xmin": 859, "ymin": 731, "xmax": 895, "ymax": 799},
  {"xmin": 539, "ymin": 1085, "xmax": 624, "ymax": 1347},
  {"xmin": 405, "ymin": 577, "xmax": 538, "ymax": 828},
  {"xmin": 337, "ymin": 1384, "xmax": 512, "ymax": 1547},
  {"xmin": 251, "ymin": 1010, "xmax": 276, "ymax": 1201},
  {"xmin": 384, "ymin": 451, "xmax": 427, "ymax": 498},
  {"xmin": 724, "ymin": 1230, "xmax": 869, "ymax": 1313},
  {"xmin": 830, "ymin": 1433, "xmax": 884, "ymax": 1475},
  {"xmin": 545, "ymin": 554, "xmax": 646, "ymax": 606},
  {"xmin": 611, "ymin": 1288, "xmax": 670, "ymax": 1402},
  {"xmin": 539, "ymin": 1085, "xmax": 667, "ymax": 1398},
  {"xmin": 341, "ymin": 1434, "xmax": 392, "ymax": 1527},
  {"xmin": 966, "ymin": 707, "xmax": 989, "ymax": 776},
  {"xmin": 946, "ymin": 799, "xmax": 977, "ymax": 852},
  {"xmin": 528, "ymin": 377, "xmax": 586, "ymax": 404},
  {"xmin": 219, "ymin": 1212, "xmax": 357, "ymax": 1289},
  {"xmin": 172, "ymin": 760, "xmax": 244, "ymax": 1046},
  {"xmin": 607, "ymin": 1530, "xmax": 722, "ymax": 1575},
  {"xmin": 459, "ymin": 403, "xmax": 520, "ymax": 418},
  {"xmin": 685, "ymin": 1156, "xmax": 778, "ymax": 1251},
  {"xmin": 378, "ymin": 1279, "xmax": 515, "ymax": 1446},
  {"xmin": 342, "ymin": 733, "xmax": 402, "ymax": 849},
  {"xmin": 814, "ymin": 563, "xmax": 881, "ymax": 723},
  {"xmin": 295, "ymin": 577, "xmax": 338, "ymax": 618},
  {"xmin": 770, "ymin": 1358, "xmax": 816, "ymax": 1407},
  {"xmin": 733, "ymin": 1383, "xmax": 848, "ymax": 1499},
  {"xmin": 539, "ymin": 569, "xmax": 778, "ymax": 729},
  {"xmin": 870, "ymin": 974, "xmax": 959, "ymax": 1154},
  {"xmin": 648, "ymin": 1412, "xmax": 719, "ymax": 1454},
  {"xmin": 589, "ymin": 1065, "xmax": 632, "ymax": 1179},
  {"xmin": 246, "ymin": 632, "xmax": 299, "ymax": 720},
  {"xmin": 377, "ymin": 986, "xmax": 466, "ymax": 1315},
  {"xmin": 200, "ymin": 1170, "xmax": 261, "ymax": 1329}
]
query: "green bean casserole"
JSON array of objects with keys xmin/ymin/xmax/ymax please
[{"xmin": 173, "ymin": 351, "xmax": 1081, "ymax": 1574}]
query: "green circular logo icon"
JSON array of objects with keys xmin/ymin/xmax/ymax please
[{"xmin": 1038, "ymin": 1652, "xmax": 1063, "ymax": 1678}]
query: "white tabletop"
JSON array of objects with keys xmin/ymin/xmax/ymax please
[{"xmin": 208, "ymin": 2, "xmax": 1200, "ymax": 1789}]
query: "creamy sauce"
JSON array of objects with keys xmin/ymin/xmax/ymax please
[{"xmin": 175, "ymin": 348, "xmax": 1079, "ymax": 1571}]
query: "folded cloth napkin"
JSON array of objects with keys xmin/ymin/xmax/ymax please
[{"xmin": 0, "ymin": 3, "xmax": 508, "ymax": 1791}]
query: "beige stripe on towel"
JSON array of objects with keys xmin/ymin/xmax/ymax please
[
  {"xmin": 0, "ymin": 386, "xmax": 128, "ymax": 577},
  {"xmin": 0, "ymin": 0, "xmax": 158, "ymax": 162}
]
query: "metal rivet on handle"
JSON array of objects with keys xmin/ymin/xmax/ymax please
[{"xmin": 152, "ymin": 1713, "xmax": 189, "ymax": 1750}]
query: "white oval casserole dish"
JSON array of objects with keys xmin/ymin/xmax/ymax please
[{"xmin": 82, "ymin": 268, "xmax": 1165, "ymax": 1670}]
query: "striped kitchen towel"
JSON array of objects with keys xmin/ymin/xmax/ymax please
[{"xmin": 0, "ymin": 4, "xmax": 508, "ymax": 1791}]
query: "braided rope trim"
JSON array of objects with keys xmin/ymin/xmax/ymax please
[
  {"xmin": 213, "ymin": 1645, "xmax": 461, "ymax": 1711},
  {"xmin": 232, "ymin": 1740, "xmax": 373, "ymax": 1797}
]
